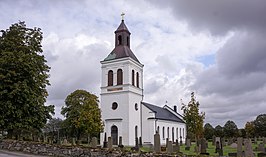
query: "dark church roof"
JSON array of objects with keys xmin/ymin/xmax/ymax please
[
  {"xmin": 103, "ymin": 20, "xmax": 140, "ymax": 63},
  {"xmin": 104, "ymin": 45, "xmax": 140, "ymax": 63},
  {"xmin": 115, "ymin": 20, "xmax": 130, "ymax": 34},
  {"xmin": 142, "ymin": 102, "xmax": 185, "ymax": 123}
]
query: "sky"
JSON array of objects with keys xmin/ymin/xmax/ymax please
[{"xmin": 1, "ymin": 0, "xmax": 266, "ymax": 128}]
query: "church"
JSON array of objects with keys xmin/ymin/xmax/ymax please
[{"xmin": 100, "ymin": 17, "xmax": 186, "ymax": 146}]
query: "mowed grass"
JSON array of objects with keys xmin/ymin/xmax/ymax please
[{"xmin": 139, "ymin": 141, "xmax": 266, "ymax": 156}]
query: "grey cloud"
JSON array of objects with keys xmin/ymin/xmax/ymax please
[{"xmin": 151, "ymin": 0, "xmax": 266, "ymax": 35}]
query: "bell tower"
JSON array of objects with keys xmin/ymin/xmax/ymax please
[{"xmin": 100, "ymin": 15, "xmax": 144, "ymax": 146}]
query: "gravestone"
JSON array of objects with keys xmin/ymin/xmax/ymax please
[
  {"xmin": 167, "ymin": 141, "xmax": 173, "ymax": 154},
  {"xmin": 180, "ymin": 136, "xmax": 183, "ymax": 145},
  {"xmin": 206, "ymin": 141, "xmax": 209, "ymax": 148},
  {"xmin": 254, "ymin": 137, "xmax": 258, "ymax": 144},
  {"xmin": 237, "ymin": 137, "xmax": 243, "ymax": 157},
  {"xmin": 244, "ymin": 138, "xmax": 254, "ymax": 157},
  {"xmin": 118, "ymin": 136, "xmax": 123, "ymax": 148},
  {"xmin": 103, "ymin": 132, "xmax": 108, "ymax": 148},
  {"xmin": 173, "ymin": 140, "xmax": 180, "ymax": 153},
  {"xmin": 154, "ymin": 132, "xmax": 161, "ymax": 153},
  {"xmin": 215, "ymin": 140, "xmax": 220, "ymax": 153},
  {"xmin": 91, "ymin": 137, "xmax": 97, "ymax": 148},
  {"xmin": 63, "ymin": 138, "xmax": 68, "ymax": 145},
  {"xmin": 228, "ymin": 152, "xmax": 237, "ymax": 157},
  {"xmin": 139, "ymin": 137, "xmax": 142, "ymax": 147},
  {"xmin": 258, "ymin": 142, "xmax": 265, "ymax": 153},
  {"xmin": 166, "ymin": 138, "xmax": 169, "ymax": 147},
  {"xmin": 200, "ymin": 138, "xmax": 207, "ymax": 154},
  {"xmin": 212, "ymin": 135, "xmax": 216, "ymax": 145},
  {"xmin": 228, "ymin": 138, "xmax": 234, "ymax": 145},
  {"xmin": 108, "ymin": 137, "xmax": 113, "ymax": 149},
  {"xmin": 71, "ymin": 138, "xmax": 76, "ymax": 145},
  {"xmin": 185, "ymin": 138, "xmax": 191, "ymax": 150},
  {"xmin": 186, "ymin": 138, "xmax": 191, "ymax": 147}
]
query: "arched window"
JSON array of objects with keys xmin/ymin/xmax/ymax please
[
  {"xmin": 167, "ymin": 127, "xmax": 170, "ymax": 138},
  {"xmin": 108, "ymin": 70, "xmax": 113, "ymax": 86},
  {"xmin": 117, "ymin": 69, "xmax": 123, "ymax": 85},
  {"xmin": 132, "ymin": 70, "xmax": 135, "ymax": 86},
  {"xmin": 176, "ymin": 128, "xmax": 178, "ymax": 141},
  {"xmin": 172, "ymin": 127, "xmax": 175, "ymax": 142},
  {"xmin": 183, "ymin": 128, "xmax": 185, "ymax": 138},
  {"xmin": 180, "ymin": 128, "xmax": 182, "ymax": 139},
  {"xmin": 162, "ymin": 127, "xmax": 165, "ymax": 139},
  {"xmin": 136, "ymin": 72, "xmax": 139, "ymax": 88},
  {"xmin": 118, "ymin": 35, "xmax": 122, "ymax": 45},
  {"xmin": 157, "ymin": 126, "xmax": 160, "ymax": 134}
]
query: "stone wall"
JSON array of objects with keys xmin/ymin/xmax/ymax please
[{"xmin": 0, "ymin": 140, "xmax": 148, "ymax": 157}]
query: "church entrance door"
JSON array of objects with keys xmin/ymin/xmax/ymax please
[{"xmin": 111, "ymin": 125, "xmax": 118, "ymax": 145}]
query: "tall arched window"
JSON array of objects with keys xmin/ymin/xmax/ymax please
[
  {"xmin": 172, "ymin": 127, "xmax": 175, "ymax": 142},
  {"xmin": 176, "ymin": 128, "xmax": 178, "ymax": 141},
  {"xmin": 183, "ymin": 128, "xmax": 185, "ymax": 138},
  {"xmin": 167, "ymin": 127, "xmax": 170, "ymax": 138},
  {"xmin": 157, "ymin": 126, "xmax": 160, "ymax": 134},
  {"xmin": 136, "ymin": 72, "xmax": 139, "ymax": 88},
  {"xmin": 117, "ymin": 69, "xmax": 123, "ymax": 85},
  {"xmin": 180, "ymin": 128, "xmax": 182, "ymax": 139},
  {"xmin": 108, "ymin": 70, "xmax": 113, "ymax": 86},
  {"xmin": 132, "ymin": 70, "xmax": 135, "ymax": 86},
  {"xmin": 118, "ymin": 35, "xmax": 122, "ymax": 45},
  {"xmin": 162, "ymin": 127, "xmax": 165, "ymax": 139}
]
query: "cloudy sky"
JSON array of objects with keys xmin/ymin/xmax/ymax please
[{"xmin": 1, "ymin": 0, "xmax": 266, "ymax": 128}]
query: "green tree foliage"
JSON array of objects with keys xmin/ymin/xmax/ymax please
[
  {"xmin": 0, "ymin": 22, "xmax": 54, "ymax": 138},
  {"xmin": 204, "ymin": 123, "xmax": 215, "ymax": 140},
  {"xmin": 61, "ymin": 89, "xmax": 103, "ymax": 141},
  {"xmin": 182, "ymin": 92, "xmax": 205, "ymax": 140},
  {"xmin": 223, "ymin": 120, "xmax": 238, "ymax": 138},
  {"xmin": 253, "ymin": 114, "xmax": 266, "ymax": 137},
  {"xmin": 244, "ymin": 121, "xmax": 255, "ymax": 138},
  {"xmin": 214, "ymin": 125, "xmax": 224, "ymax": 137}
]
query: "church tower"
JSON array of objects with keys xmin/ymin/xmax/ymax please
[{"xmin": 100, "ymin": 17, "xmax": 144, "ymax": 146}]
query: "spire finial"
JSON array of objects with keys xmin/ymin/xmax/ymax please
[{"xmin": 121, "ymin": 12, "xmax": 125, "ymax": 21}]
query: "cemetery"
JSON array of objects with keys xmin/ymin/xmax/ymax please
[{"xmin": 1, "ymin": 133, "xmax": 266, "ymax": 156}]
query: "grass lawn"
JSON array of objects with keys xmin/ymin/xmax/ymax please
[{"xmin": 139, "ymin": 141, "xmax": 266, "ymax": 156}]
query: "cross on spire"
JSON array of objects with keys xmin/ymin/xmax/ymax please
[{"xmin": 121, "ymin": 12, "xmax": 125, "ymax": 20}]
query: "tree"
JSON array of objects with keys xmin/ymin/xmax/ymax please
[
  {"xmin": 244, "ymin": 121, "xmax": 255, "ymax": 138},
  {"xmin": 204, "ymin": 123, "xmax": 215, "ymax": 140},
  {"xmin": 253, "ymin": 114, "xmax": 266, "ymax": 137},
  {"xmin": 61, "ymin": 89, "xmax": 103, "ymax": 141},
  {"xmin": 214, "ymin": 125, "xmax": 224, "ymax": 137},
  {"xmin": 43, "ymin": 118, "xmax": 63, "ymax": 143},
  {"xmin": 0, "ymin": 22, "xmax": 54, "ymax": 138},
  {"xmin": 181, "ymin": 92, "xmax": 205, "ymax": 141},
  {"xmin": 223, "ymin": 120, "xmax": 238, "ymax": 138}
]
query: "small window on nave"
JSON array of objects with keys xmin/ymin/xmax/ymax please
[{"xmin": 118, "ymin": 35, "xmax": 122, "ymax": 45}]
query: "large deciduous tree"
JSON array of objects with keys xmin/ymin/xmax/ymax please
[
  {"xmin": 0, "ymin": 22, "xmax": 54, "ymax": 138},
  {"xmin": 223, "ymin": 120, "xmax": 238, "ymax": 138},
  {"xmin": 244, "ymin": 121, "xmax": 255, "ymax": 138},
  {"xmin": 181, "ymin": 92, "xmax": 205, "ymax": 141},
  {"xmin": 253, "ymin": 114, "xmax": 266, "ymax": 137},
  {"xmin": 204, "ymin": 123, "xmax": 215, "ymax": 140},
  {"xmin": 214, "ymin": 125, "xmax": 224, "ymax": 137},
  {"xmin": 61, "ymin": 89, "xmax": 103, "ymax": 141}
]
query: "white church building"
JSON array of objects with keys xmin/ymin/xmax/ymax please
[{"xmin": 100, "ymin": 18, "xmax": 186, "ymax": 146}]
